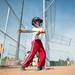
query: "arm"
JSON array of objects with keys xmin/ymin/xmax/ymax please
[
  {"xmin": 36, "ymin": 30, "xmax": 46, "ymax": 36},
  {"xmin": 19, "ymin": 29, "xmax": 37, "ymax": 33},
  {"xmin": 19, "ymin": 29, "xmax": 46, "ymax": 34}
]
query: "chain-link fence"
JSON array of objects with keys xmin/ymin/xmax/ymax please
[{"xmin": 0, "ymin": 0, "xmax": 73, "ymax": 66}]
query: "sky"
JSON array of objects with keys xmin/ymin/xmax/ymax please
[
  {"xmin": 0, "ymin": 0, "xmax": 75, "ymax": 61},
  {"xmin": 56, "ymin": 0, "xmax": 75, "ymax": 35},
  {"xmin": 54, "ymin": 0, "xmax": 75, "ymax": 59}
]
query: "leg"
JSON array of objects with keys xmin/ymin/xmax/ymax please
[
  {"xmin": 37, "ymin": 40, "xmax": 46, "ymax": 67},
  {"xmin": 38, "ymin": 47, "xmax": 46, "ymax": 67},
  {"xmin": 22, "ymin": 40, "xmax": 40, "ymax": 68}
]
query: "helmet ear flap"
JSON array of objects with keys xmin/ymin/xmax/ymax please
[{"xmin": 32, "ymin": 19, "xmax": 35, "ymax": 25}]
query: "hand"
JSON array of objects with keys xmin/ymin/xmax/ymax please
[
  {"xmin": 36, "ymin": 31, "xmax": 40, "ymax": 36},
  {"xmin": 36, "ymin": 30, "xmax": 46, "ymax": 36},
  {"xmin": 19, "ymin": 29, "xmax": 22, "ymax": 33},
  {"xmin": 41, "ymin": 30, "xmax": 46, "ymax": 33},
  {"xmin": 19, "ymin": 29, "xmax": 25, "ymax": 33}
]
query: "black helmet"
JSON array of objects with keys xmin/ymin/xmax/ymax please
[{"xmin": 32, "ymin": 17, "xmax": 43, "ymax": 26}]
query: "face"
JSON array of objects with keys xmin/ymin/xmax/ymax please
[{"xmin": 34, "ymin": 21, "xmax": 40, "ymax": 27}]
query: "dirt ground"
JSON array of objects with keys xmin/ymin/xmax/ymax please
[{"xmin": 0, "ymin": 66, "xmax": 75, "ymax": 75}]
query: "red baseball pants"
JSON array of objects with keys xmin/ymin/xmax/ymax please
[{"xmin": 22, "ymin": 39, "xmax": 46, "ymax": 68}]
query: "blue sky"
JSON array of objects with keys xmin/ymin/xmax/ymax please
[
  {"xmin": 0, "ymin": 0, "xmax": 75, "ymax": 61},
  {"xmin": 53, "ymin": 0, "xmax": 75, "ymax": 60},
  {"xmin": 56, "ymin": 0, "xmax": 75, "ymax": 34}
]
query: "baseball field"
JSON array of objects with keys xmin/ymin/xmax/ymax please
[{"xmin": 0, "ymin": 66, "xmax": 75, "ymax": 75}]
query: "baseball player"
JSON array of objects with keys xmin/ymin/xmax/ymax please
[{"xmin": 21, "ymin": 17, "xmax": 46, "ymax": 70}]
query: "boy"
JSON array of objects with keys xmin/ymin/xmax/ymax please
[{"xmin": 21, "ymin": 17, "xmax": 46, "ymax": 70}]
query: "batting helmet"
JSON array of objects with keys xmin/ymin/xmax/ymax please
[{"xmin": 32, "ymin": 17, "xmax": 43, "ymax": 26}]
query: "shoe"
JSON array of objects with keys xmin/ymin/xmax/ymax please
[
  {"xmin": 20, "ymin": 67, "xmax": 25, "ymax": 71},
  {"xmin": 37, "ymin": 66, "xmax": 43, "ymax": 71}
]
